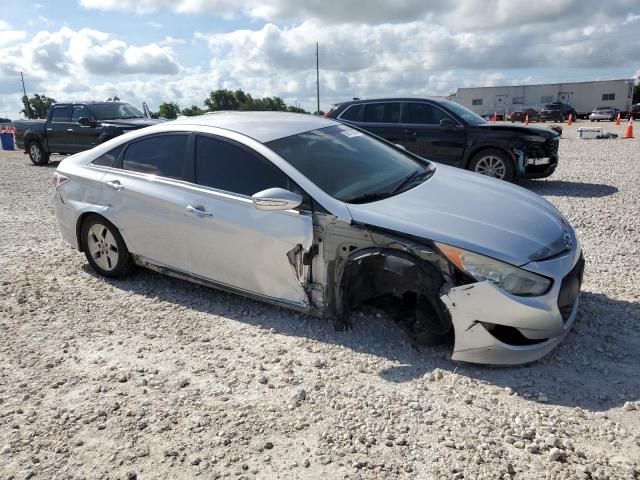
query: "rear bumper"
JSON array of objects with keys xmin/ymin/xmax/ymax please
[{"xmin": 53, "ymin": 192, "xmax": 80, "ymax": 249}]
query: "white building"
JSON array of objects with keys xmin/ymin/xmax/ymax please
[{"xmin": 454, "ymin": 79, "xmax": 635, "ymax": 117}]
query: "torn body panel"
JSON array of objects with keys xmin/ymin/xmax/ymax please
[{"xmin": 443, "ymin": 281, "xmax": 579, "ymax": 365}]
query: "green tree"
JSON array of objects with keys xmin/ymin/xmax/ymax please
[
  {"xmin": 313, "ymin": 110, "xmax": 325, "ymax": 116},
  {"xmin": 0, "ymin": 117, "xmax": 11, "ymax": 123},
  {"xmin": 106, "ymin": 96, "xmax": 121, "ymax": 101},
  {"xmin": 204, "ymin": 88, "xmax": 306, "ymax": 113},
  {"xmin": 286, "ymin": 105, "xmax": 308, "ymax": 114},
  {"xmin": 204, "ymin": 89, "xmax": 240, "ymax": 111},
  {"xmin": 158, "ymin": 102, "xmax": 181, "ymax": 119},
  {"xmin": 21, "ymin": 94, "xmax": 56, "ymax": 119},
  {"xmin": 181, "ymin": 105, "xmax": 206, "ymax": 116}
]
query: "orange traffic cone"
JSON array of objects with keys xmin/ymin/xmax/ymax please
[
  {"xmin": 623, "ymin": 118, "xmax": 634, "ymax": 138},
  {"xmin": 567, "ymin": 113, "xmax": 573, "ymax": 126},
  {"xmin": 524, "ymin": 114, "xmax": 529, "ymax": 126},
  {"xmin": 615, "ymin": 113, "xmax": 621, "ymax": 125},
  {"xmin": 492, "ymin": 112, "xmax": 497, "ymax": 122}
]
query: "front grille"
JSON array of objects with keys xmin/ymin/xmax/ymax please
[
  {"xmin": 525, "ymin": 138, "xmax": 559, "ymax": 161},
  {"xmin": 557, "ymin": 254, "xmax": 585, "ymax": 323}
]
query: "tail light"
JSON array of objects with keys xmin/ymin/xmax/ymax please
[{"xmin": 50, "ymin": 172, "xmax": 69, "ymax": 188}]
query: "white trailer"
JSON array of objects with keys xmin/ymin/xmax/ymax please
[{"xmin": 454, "ymin": 79, "xmax": 635, "ymax": 118}]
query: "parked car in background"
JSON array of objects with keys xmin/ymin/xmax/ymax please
[
  {"xmin": 51, "ymin": 112, "xmax": 583, "ymax": 365},
  {"xmin": 627, "ymin": 103, "xmax": 640, "ymax": 119},
  {"xmin": 14, "ymin": 102, "xmax": 163, "ymax": 165},
  {"xmin": 510, "ymin": 108, "xmax": 540, "ymax": 122},
  {"xmin": 539, "ymin": 103, "xmax": 578, "ymax": 122},
  {"xmin": 480, "ymin": 111, "xmax": 506, "ymax": 121},
  {"xmin": 589, "ymin": 106, "xmax": 619, "ymax": 122},
  {"xmin": 325, "ymin": 98, "xmax": 560, "ymax": 181}
]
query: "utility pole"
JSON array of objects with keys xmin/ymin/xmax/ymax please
[
  {"xmin": 20, "ymin": 72, "xmax": 32, "ymax": 118},
  {"xmin": 315, "ymin": 42, "xmax": 320, "ymax": 116}
]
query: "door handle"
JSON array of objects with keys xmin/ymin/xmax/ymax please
[
  {"xmin": 105, "ymin": 180, "xmax": 124, "ymax": 191},
  {"xmin": 403, "ymin": 129, "xmax": 417, "ymax": 136},
  {"xmin": 46, "ymin": 128, "xmax": 53, "ymax": 131},
  {"xmin": 67, "ymin": 128, "xmax": 74, "ymax": 132},
  {"xmin": 186, "ymin": 205, "xmax": 213, "ymax": 217}
]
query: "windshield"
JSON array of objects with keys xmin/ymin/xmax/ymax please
[
  {"xmin": 438, "ymin": 100, "xmax": 487, "ymax": 125},
  {"xmin": 266, "ymin": 125, "xmax": 433, "ymax": 203},
  {"xmin": 544, "ymin": 104, "xmax": 561, "ymax": 110},
  {"xmin": 88, "ymin": 103, "xmax": 145, "ymax": 120}
]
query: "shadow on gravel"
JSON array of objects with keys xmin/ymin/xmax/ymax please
[
  {"xmin": 88, "ymin": 263, "xmax": 639, "ymax": 411},
  {"xmin": 521, "ymin": 180, "xmax": 618, "ymax": 198}
]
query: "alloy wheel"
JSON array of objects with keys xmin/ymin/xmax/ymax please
[
  {"xmin": 474, "ymin": 155, "xmax": 507, "ymax": 179},
  {"xmin": 87, "ymin": 223, "xmax": 119, "ymax": 271},
  {"xmin": 30, "ymin": 144, "xmax": 41, "ymax": 163}
]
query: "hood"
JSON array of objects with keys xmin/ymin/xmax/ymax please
[
  {"xmin": 100, "ymin": 118, "xmax": 165, "ymax": 128},
  {"xmin": 472, "ymin": 124, "xmax": 555, "ymax": 138},
  {"xmin": 346, "ymin": 164, "xmax": 572, "ymax": 266}
]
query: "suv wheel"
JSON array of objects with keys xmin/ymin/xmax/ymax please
[
  {"xmin": 469, "ymin": 150, "xmax": 514, "ymax": 181},
  {"xmin": 28, "ymin": 141, "xmax": 50, "ymax": 165}
]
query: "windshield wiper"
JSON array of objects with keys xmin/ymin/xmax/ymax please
[
  {"xmin": 391, "ymin": 167, "xmax": 432, "ymax": 194},
  {"xmin": 345, "ymin": 191, "xmax": 394, "ymax": 204}
]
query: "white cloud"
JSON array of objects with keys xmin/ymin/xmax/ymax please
[{"xmin": 0, "ymin": 20, "xmax": 26, "ymax": 45}]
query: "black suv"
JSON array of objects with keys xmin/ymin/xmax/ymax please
[
  {"xmin": 539, "ymin": 103, "xmax": 578, "ymax": 122},
  {"xmin": 325, "ymin": 98, "xmax": 559, "ymax": 181}
]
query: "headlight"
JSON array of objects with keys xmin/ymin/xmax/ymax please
[{"xmin": 436, "ymin": 243, "xmax": 551, "ymax": 296}]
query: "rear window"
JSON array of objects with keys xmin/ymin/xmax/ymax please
[
  {"xmin": 50, "ymin": 107, "xmax": 71, "ymax": 122},
  {"xmin": 121, "ymin": 134, "xmax": 188, "ymax": 179},
  {"xmin": 339, "ymin": 104, "xmax": 363, "ymax": 121},
  {"xmin": 92, "ymin": 144, "xmax": 123, "ymax": 167},
  {"xmin": 544, "ymin": 104, "xmax": 561, "ymax": 110},
  {"xmin": 362, "ymin": 102, "xmax": 401, "ymax": 123}
]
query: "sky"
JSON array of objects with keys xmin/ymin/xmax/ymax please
[{"xmin": 1, "ymin": 0, "xmax": 639, "ymax": 119}]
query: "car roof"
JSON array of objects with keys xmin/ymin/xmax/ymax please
[
  {"xmin": 169, "ymin": 111, "xmax": 339, "ymax": 143},
  {"xmin": 333, "ymin": 97, "xmax": 449, "ymax": 107}
]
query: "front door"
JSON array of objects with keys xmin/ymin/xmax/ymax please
[
  {"xmin": 400, "ymin": 102, "xmax": 467, "ymax": 166},
  {"xmin": 71, "ymin": 105, "xmax": 99, "ymax": 151},
  {"xmin": 183, "ymin": 133, "xmax": 312, "ymax": 306},
  {"xmin": 47, "ymin": 105, "xmax": 74, "ymax": 153}
]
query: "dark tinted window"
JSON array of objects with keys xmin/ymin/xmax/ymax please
[
  {"xmin": 405, "ymin": 103, "xmax": 450, "ymax": 125},
  {"xmin": 122, "ymin": 134, "xmax": 187, "ymax": 178},
  {"xmin": 92, "ymin": 144, "xmax": 123, "ymax": 167},
  {"xmin": 363, "ymin": 102, "xmax": 401, "ymax": 123},
  {"xmin": 51, "ymin": 107, "xmax": 71, "ymax": 122},
  {"xmin": 72, "ymin": 105, "xmax": 91, "ymax": 122},
  {"xmin": 340, "ymin": 104, "xmax": 363, "ymax": 121},
  {"xmin": 195, "ymin": 135, "xmax": 287, "ymax": 196}
]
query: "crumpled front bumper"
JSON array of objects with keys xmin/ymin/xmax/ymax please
[{"xmin": 441, "ymin": 246, "xmax": 583, "ymax": 365}]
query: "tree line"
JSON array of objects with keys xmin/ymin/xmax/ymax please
[{"xmin": 19, "ymin": 89, "xmax": 318, "ymax": 120}]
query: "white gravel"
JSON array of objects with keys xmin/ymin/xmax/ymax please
[{"xmin": 1, "ymin": 122, "xmax": 639, "ymax": 480}]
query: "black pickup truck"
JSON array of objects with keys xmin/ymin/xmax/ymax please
[{"xmin": 15, "ymin": 102, "xmax": 164, "ymax": 165}]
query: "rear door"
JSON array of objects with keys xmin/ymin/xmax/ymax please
[
  {"xmin": 99, "ymin": 133, "xmax": 195, "ymax": 272},
  {"xmin": 181, "ymin": 133, "xmax": 313, "ymax": 306},
  {"xmin": 400, "ymin": 101, "xmax": 466, "ymax": 166},
  {"xmin": 355, "ymin": 102, "xmax": 404, "ymax": 143},
  {"xmin": 47, "ymin": 106, "xmax": 74, "ymax": 153}
]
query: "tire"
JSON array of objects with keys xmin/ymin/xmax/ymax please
[
  {"xmin": 27, "ymin": 141, "xmax": 50, "ymax": 165},
  {"xmin": 81, "ymin": 215, "xmax": 133, "ymax": 278},
  {"xmin": 469, "ymin": 149, "xmax": 515, "ymax": 181}
]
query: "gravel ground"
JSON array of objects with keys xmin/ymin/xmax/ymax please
[{"xmin": 1, "ymin": 122, "xmax": 639, "ymax": 480}]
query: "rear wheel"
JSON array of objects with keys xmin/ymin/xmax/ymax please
[
  {"xmin": 469, "ymin": 149, "xmax": 515, "ymax": 181},
  {"xmin": 81, "ymin": 215, "xmax": 133, "ymax": 278},
  {"xmin": 28, "ymin": 141, "xmax": 50, "ymax": 165}
]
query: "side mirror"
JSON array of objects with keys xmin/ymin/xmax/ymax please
[
  {"xmin": 439, "ymin": 118, "xmax": 456, "ymax": 128},
  {"xmin": 78, "ymin": 117, "xmax": 94, "ymax": 127},
  {"xmin": 252, "ymin": 187, "xmax": 303, "ymax": 211}
]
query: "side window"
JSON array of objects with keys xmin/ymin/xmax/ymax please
[
  {"xmin": 404, "ymin": 103, "xmax": 451, "ymax": 125},
  {"xmin": 51, "ymin": 107, "xmax": 71, "ymax": 122},
  {"xmin": 72, "ymin": 105, "xmax": 91, "ymax": 122},
  {"xmin": 340, "ymin": 104, "xmax": 363, "ymax": 121},
  {"xmin": 92, "ymin": 144, "xmax": 123, "ymax": 167},
  {"xmin": 363, "ymin": 102, "xmax": 401, "ymax": 123},
  {"xmin": 194, "ymin": 135, "xmax": 287, "ymax": 196},
  {"xmin": 121, "ymin": 134, "xmax": 188, "ymax": 179}
]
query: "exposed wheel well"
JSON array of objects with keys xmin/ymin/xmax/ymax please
[{"xmin": 337, "ymin": 248, "xmax": 454, "ymax": 345}]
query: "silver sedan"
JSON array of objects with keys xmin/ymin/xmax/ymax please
[{"xmin": 51, "ymin": 112, "xmax": 584, "ymax": 365}]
